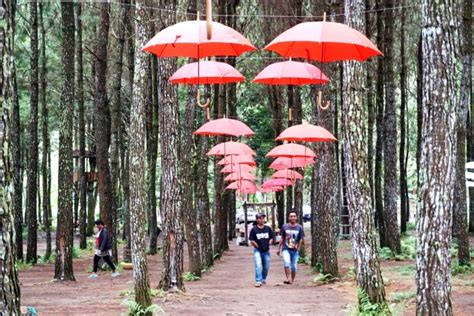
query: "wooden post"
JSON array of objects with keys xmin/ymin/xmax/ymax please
[{"xmin": 243, "ymin": 201, "xmax": 248, "ymax": 246}]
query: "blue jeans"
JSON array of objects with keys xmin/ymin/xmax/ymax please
[
  {"xmin": 253, "ymin": 249, "xmax": 271, "ymax": 283},
  {"xmin": 282, "ymin": 249, "xmax": 299, "ymax": 272}
]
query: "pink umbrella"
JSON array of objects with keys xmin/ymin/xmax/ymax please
[
  {"xmin": 266, "ymin": 143, "xmax": 316, "ymax": 158},
  {"xmin": 252, "ymin": 60, "xmax": 329, "ymax": 85},
  {"xmin": 226, "ymin": 180, "xmax": 258, "ymax": 191},
  {"xmin": 207, "ymin": 141, "xmax": 256, "ymax": 156},
  {"xmin": 271, "ymin": 169, "xmax": 304, "ymax": 180},
  {"xmin": 269, "ymin": 157, "xmax": 316, "ymax": 170},
  {"xmin": 170, "ymin": 61, "xmax": 245, "ymax": 85},
  {"xmin": 220, "ymin": 164, "xmax": 255, "ymax": 174},
  {"xmin": 262, "ymin": 178, "xmax": 293, "ymax": 188},
  {"xmin": 224, "ymin": 172, "xmax": 257, "ymax": 182},
  {"xmin": 276, "ymin": 123, "xmax": 336, "ymax": 142},
  {"xmin": 237, "ymin": 187, "xmax": 259, "ymax": 195},
  {"xmin": 260, "ymin": 186, "xmax": 284, "ymax": 193},
  {"xmin": 218, "ymin": 154, "xmax": 255, "ymax": 166},
  {"xmin": 194, "ymin": 117, "xmax": 254, "ymax": 137}
]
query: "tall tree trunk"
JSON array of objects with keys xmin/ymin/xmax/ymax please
[
  {"xmin": 466, "ymin": 0, "xmax": 474, "ymax": 234},
  {"xmin": 122, "ymin": 0, "xmax": 133, "ymax": 263},
  {"xmin": 26, "ymin": 0, "xmax": 39, "ymax": 264},
  {"xmin": 129, "ymin": 0, "xmax": 152, "ymax": 309},
  {"xmin": 343, "ymin": 0, "xmax": 387, "ymax": 306},
  {"xmin": 75, "ymin": 1, "xmax": 87, "ymax": 250},
  {"xmin": 39, "ymin": 2, "xmax": 51, "ymax": 258},
  {"xmin": 374, "ymin": 2, "xmax": 385, "ymax": 244},
  {"xmin": 416, "ymin": 0, "xmax": 461, "ymax": 313},
  {"xmin": 416, "ymin": 34, "xmax": 423, "ymax": 187},
  {"xmin": 110, "ymin": 0, "xmax": 126, "ymax": 254},
  {"xmin": 1, "ymin": 0, "xmax": 22, "ymax": 311},
  {"xmin": 399, "ymin": 0, "xmax": 409, "ymax": 233},
  {"xmin": 382, "ymin": 0, "xmax": 400, "ymax": 254},
  {"xmin": 94, "ymin": 2, "xmax": 118, "ymax": 262},
  {"xmin": 157, "ymin": 0, "xmax": 184, "ymax": 291},
  {"xmin": 54, "ymin": 1, "xmax": 75, "ymax": 281},
  {"xmin": 452, "ymin": 0, "xmax": 471, "ymax": 265}
]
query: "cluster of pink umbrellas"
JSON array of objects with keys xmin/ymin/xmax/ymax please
[{"xmin": 141, "ymin": 7, "xmax": 381, "ymax": 199}]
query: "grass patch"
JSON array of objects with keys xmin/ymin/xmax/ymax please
[
  {"xmin": 313, "ymin": 273, "xmax": 337, "ymax": 285},
  {"xmin": 298, "ymin": 253, "xmax": 311, "ymax": 265},
  {"xmin": 121, "ymin": 299, "xmax": 162, "ymax": 315},
  {"xmin": 182, "ymin": 272, "xmax": 201, "ymax": 282},
  {"xmin": 406, "ymin": 222, "xmax": 416, "ymax": 231},
  {"xmin": 390, "ymin": 291, "xmax": 416, "ymax": 304},
  {"xmin": 464, "ymin": 280, "xmax": 474, "ymax": 287},
  {"xmin": 16, "ymin": 261, "xmax": 34, "ymax": 270},
  {"xmin": 452, "ymin": 261, "xmax": 473, "ymax": 276},
  {"xmin": 38, "ymin": 255, "xmax": 56, "ymax": 264},
  {"xmin": 378, "ymin": 236, "xmax": 416, "ymax": 261},
  {"xmin": 385, "ymin": 264, "xmax": 416, "ymax": 277}
]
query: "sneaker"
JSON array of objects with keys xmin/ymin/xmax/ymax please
[
  {"xmin": 111, "ymin": 272, "xmax": 120, "ymax": 277},
  {"xmin": 255, "ymin": 282, "xmax": 262, "ymax": 287},
  {"xmin": 88, "ymin": 273, "xmax": 98, "ymax": 279},
  {"xmin": 262, "ymin": 280, "xmax": 266, "ymax": 285}
]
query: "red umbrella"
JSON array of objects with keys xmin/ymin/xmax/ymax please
[
  {"xmin": 170, "ymin": 61, "xmax": 245, "ymax": 85},
  {"xmin": 224, "ymin": 172, "xmax": 256, "ymax": 182},
  {"xmin": 220, "ymin": 164, "xmax": 255, "ymax": 174},
  {"xmin": 276, "ymin": 123, "xmax": 336, "ymax": 142},
  {"xmin": 260, "ymin": 186, "xmax": 284, "ymax": 193},
  {"xmin": 271, "ymin": 169, "xmax": 303, "ymax": 180},
  {"xmin": 266, "ymin": 144, "xmax": 316, "ymax": 158},
  {"xmin": 207, "ymin": 141, "xmax": 255, "ymax": 156},
  {"xmin": 226, "ymin": 180, "xmax": 257, "ymax": 190},
  {"xmin": 237, "ymin": 187, "xmax": 259, "ymax": 195},
  {"xmin": 252, "ymin": 60, "xmax": 329, "ymax": 86},
  {"xmin": 142, "ymin": 20, "xmax": 256, "ymax": 58},
  {"xmin": 194, "ymin": 118, "xmax": 254, "ymax": 137},
  {"xmin": 269, "ymin": 157, "xmax": 315, "ymax": 170},
  {"xmin": 218, "ymin": 154, "xmax": 255, "ymax": 166},
  {"xmin": 264, "ymin": 21, "xmax": 382, "ymax": 62},
  {"xmin": 262, "ymin": 178, "xmax": 293, "ymax": 188}
]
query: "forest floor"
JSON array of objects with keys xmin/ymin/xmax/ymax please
[{"xmin": 18, "ymin": 230, "xmax": 474, "ymax": 315}]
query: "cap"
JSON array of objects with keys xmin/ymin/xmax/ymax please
[{"xmin": 256, "ymin": 213, "xmax": 266, "ymax": 219}]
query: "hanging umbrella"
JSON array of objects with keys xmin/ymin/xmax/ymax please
[
  {"xmin": 220, "ymin": 164, "xmax": 255, "ymax": 174},
  {"xmin": 252, "ymin": 60, "xmax": 329, "ymax": 85},
  {"xmin": 237, "ymin": 186, "xmax": 259, "ymax": 195},
  {"xmin": 262, "ymin": 178, "xmax": 293, "ymax": 188},
  {"xmin": 271, "ymin": 169, "xmax": 304, "ymax": 180},
  {"xmin": 170, "ymin": 61, "xmax": 245, "ymax": 85},
  {"xmin": 224, "ymin": 171, "xmax": 256, "ymax": 182},
  {"xmin": 276, "ymin": 122, "xmax": 336, "ymax": 142},
  {"xmin": 194, "ymin": 117, "xmax": 254, "ymax": 137},
  {"xmin": 142, "ymin": 20, "xmax": 256, "ymax": 58},
  {"xmin": 264, "ymin": 20, "xmax": 382, "ymax": 62},
  {"xmin": 260, "ymin": 186, "xmax": 284, "ymax": 193},
  {"xmin": 266, "ymin": 143, "xmax": 316, "ymax": 158},
  {"xmin": 269, "ymin": 157, "xmax": 315, "ymax": 170},
  {"xmin": 207, "ymin": 141, "xmax": 255, "ymax": 156},
  {"xmin": 218, "ymin": 154, "xmax": 255, "ymax": 166},
  {"xmin": 226, "ymin": 180, "xmax": 258, "ymax": 191}
]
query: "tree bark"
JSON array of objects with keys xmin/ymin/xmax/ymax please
[
  {"xmin": 1, "ymin": 0, "xmax": 22, "ymax": 311},
  {"xmin": 75, "ymin": 1, "xmax": 87, "ymax": 250},
  {"xmin": 26, "ymin": 0, "xmax": 39, "ymax": 264},
  {"xmin": 342, "ymin": 0, "xmax": 387, "ymax": 306},
  {"xmin": 94, "ymin": 2, "xmax": 118, "ymax": 262},
  {"xmin": 129, "ymin": 0, "xmax": 152, "ymax": 309},
  {"xmin": 39, "ymin": 2, "xmax": 51, "ymax": 258},
  {"xmin": 54, "ymin": 1, "xmax": 75, "ymax": 281},
  {"xmin": 416, "ymin": 0, "xmax": 461, "ymax": 314}
]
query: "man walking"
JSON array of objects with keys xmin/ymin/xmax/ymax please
[
  {"xmin": 88, "ymin": 219, "xmax": 120, "ymax": 278},
  {"xmin": 249, "ymin": 213, "xmax": 273, "ymax": 287},
  {"xmin": 277, "ymin": 210, "xmax": 304, "ymax": 284}
]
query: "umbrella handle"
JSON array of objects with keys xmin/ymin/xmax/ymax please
[
  {"xmin": 206, "ymin": 0, "xmax": 212, "ymax": 40},
  {"xmin": 317, "ymin": 91, "xmax": 330, "ymax": 110},
  {"xmin": 197, "ymin": 89, "xmax": 211, "ymax": 120}
]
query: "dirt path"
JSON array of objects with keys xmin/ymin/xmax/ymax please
[{"xmin": 20, "ymin": 240, "xmax": 352, "ymax": 315}]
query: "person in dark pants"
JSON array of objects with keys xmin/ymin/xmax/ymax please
[
  {"xmin": 88, "ymin": 220, "xmax": 120, "ymax": 278},
  {"xmin": 249, "ymin": 213, "xmax": 273, "ymax": 287}
]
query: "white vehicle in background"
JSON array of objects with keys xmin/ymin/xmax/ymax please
[{"xmin": 236, "ymin": 208, "xmax": 257, "ymax": 224}]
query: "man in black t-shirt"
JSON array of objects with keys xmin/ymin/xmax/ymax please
[{"xmin": 249, "ymin": 213, "xmax": 274, "ymax": 287}]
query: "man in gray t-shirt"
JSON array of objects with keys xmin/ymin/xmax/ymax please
[{"xmin": 277, "ymin": 210, "xmax": 305, "ymax": 284}]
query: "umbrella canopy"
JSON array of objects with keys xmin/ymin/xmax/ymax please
[
  {"xmin": 262, "ymin": 178, "xmax": 293, "ymax": 188},
  {"xmin": 218, "ymin": 154, "xmax": 255, "ymax": 166},
  {"xmin": 226, "ymin": 180, "xmax": 257, "ymax": 190},
  {"xmin": 276, "ymin": 123, "xmax": 336, "ymax": 142},
  {"xmin": 224, "ymin": 171, "xmax": 256, "ymax": 182},
  {"xmin": 194, "ymin": 117, "xmax": 254, "ymax": 137},
  {"xmin": 170, "ymin": 61, "xmax": 245, "ymax": 85},
  {"xmin": 264, "ymin": 21, "xmax": 382, "ymax": 62},
  {"xmin": 266, "ymin": 143, "xmax": 316, "ymax": 158},
  {"xmin": 271, "ymin": 169, "xmax": 304, "ymax": 180},
  {"xmin": 237, "ymin": 186, "xmax": 259, "ymax": 195},
  {"xmin": 142, "ymin": 20, "xmax": 256, "ymax": 58},
  {"xmin": 220, "ymin": 164, "xmax": 255, "ymax": 174},
  {"xmin": 260, "ymin": 186, "xmax": 284, "ymax": 193},
  {"xmin": 252, "ymin": 61, "xmax": 329, "ymax": 86},
  {"xmin": 269, "ymin": 157, "xmax": 316, "ymax": 170},
  {"xmin": 207, "ymin": 141, "xmax": 256, "ymax": 156}
]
